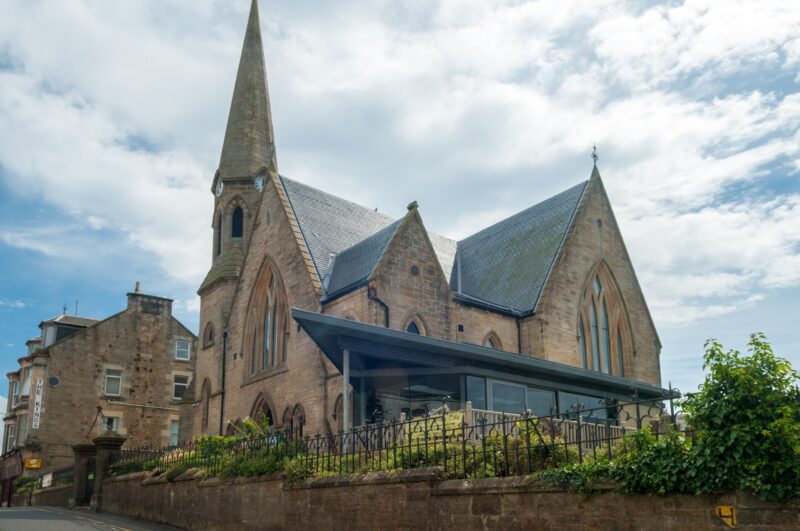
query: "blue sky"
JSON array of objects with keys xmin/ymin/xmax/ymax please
[{"xmin": 0, "ymin": 0, "xmax": 799, "ymax": 406}]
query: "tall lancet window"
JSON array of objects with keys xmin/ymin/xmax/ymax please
[
  {"xmin": 590, "ymin": 299, "xmax": 600, "ymax": 371},
  {"xmin": 578, "ymin": 263, "xmax": 631, "ymax": 377},
  {"xmin": 232, "ymin": 206, "xmax": 244, "ymax": 238},
  {"xmin": 215, "ymin": 213, "xmax": 222, "ymax": 256},
  {"xmin": 578, "ymin": 320, "xmax": 587, "ymax": 369},
  {"xmin": 245, "ymin": 262, "xmax": 289, "ymax": 375}
]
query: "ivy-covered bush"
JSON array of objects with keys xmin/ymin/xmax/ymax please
[
  {"xmin": 683, "ymin": 333, "xmax": 800, "ymax": 500},
  {"xmin": 540, "ymin": 334, "xmax": 800, "ymax": 501},
  {"xmin": 13, "ymin": 476, "xmax": 37, "ymax": 494}
]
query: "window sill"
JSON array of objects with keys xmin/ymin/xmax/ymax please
[
  {"xmin": 242, "ymin": 364, "xmax": 289, "ymax": 386},
  {"xmin": 173, "ymin": 358, "xmax": 193, "ymax": 364},
  {"xmin": 202, "ymin": 341, "xmax": 215, "ymax": 350}
]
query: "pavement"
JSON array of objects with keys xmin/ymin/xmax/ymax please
[{"xmin": 0, "ymin": 506, "xmax": 180, "ymax": 531}]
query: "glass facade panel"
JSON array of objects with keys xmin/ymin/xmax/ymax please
[
  {"xmin": 558, "ymin": 392, "xmax": 608, "ymax": 422},
  {"xmin": 490, "ymin": 381, "xmax": 526, "ymax": 414},
  {"xmin": 526, "ymin": 388, "xmax": 556, "ymax": 417},
  {"xmin": 466, "ymin": 375, "xmax": 487, "ymax": 410},
  {"xmin": 354, "ymin": 374, "xmax": 463, "ymax": 425},
  {"xmin": 408, "ymin": 374, "xmax": 460, "ymax": 415}
]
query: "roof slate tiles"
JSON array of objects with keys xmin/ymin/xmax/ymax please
[
  {"xmin": 454, "ymin": 181, "xmax": 587, "ymax": 312},
  {"xmin": 280, "ymin": 174, "xmax": 587, "ymax": 315}
]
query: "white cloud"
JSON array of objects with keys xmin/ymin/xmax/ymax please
[
  {"xmin": 0, "ymin": 298, "xmax": 26, "ymax": 309},
  {"xmin": 0, "ymin": 0, "xmax": 799, "ymax": 393}
]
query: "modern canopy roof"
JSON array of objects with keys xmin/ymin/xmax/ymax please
[{"xmin": 292, "ymin": 308, "xmax": 666, "ymax": 400}]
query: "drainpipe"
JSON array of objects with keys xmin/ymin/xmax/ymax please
[
  {"xmin": 368, "ymin": 285, "xmax": 389, "ymax": 327},
  {"xmin": 219, "ymin": 329, "xmax": 228, "ymax": 435},
  {"xmin": 516, "ymin": 317, "xmax": 522, "ymax": 355}
]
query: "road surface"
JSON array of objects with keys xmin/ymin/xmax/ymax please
[{"xmin": 0, "ymin": 506, "xmax": 179, "ymax": 530}]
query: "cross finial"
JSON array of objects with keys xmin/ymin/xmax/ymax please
[{"xmin": 591, "ymin": 144, "xmax": 599, "ymax": 167}]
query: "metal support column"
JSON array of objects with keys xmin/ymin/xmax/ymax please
[{"xmin": 342, "ymin": 348, "xmax": 351, "ymax": 432}]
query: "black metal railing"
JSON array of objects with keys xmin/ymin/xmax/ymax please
[{"xmin": 109, "ymin": 390, "xmax": 684, "ymax": 480}]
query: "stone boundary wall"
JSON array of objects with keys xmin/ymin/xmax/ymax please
[
  {"xmin": 9, "ymin": 484, "xmax": 72, "ymax": 508},
  {"xmin": 97, "ymin": 468, "xmax": 800, "ymax": 530}
]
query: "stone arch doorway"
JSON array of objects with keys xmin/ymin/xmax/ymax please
[{"xmin": 250, "ymin": 392, "xmax": 275, "ymax": 430}]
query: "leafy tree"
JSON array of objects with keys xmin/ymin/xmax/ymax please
[{"xmin": 683, "ymin": 333, "xmax": 800, "ymax": 500}]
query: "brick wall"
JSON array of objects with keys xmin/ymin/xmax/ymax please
[{"xmin": 100, "ymin": 469, "xmax": 800, "ymax": 530}]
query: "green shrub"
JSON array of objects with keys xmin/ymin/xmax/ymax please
[
  {"xmin": 540, "ymin": 334, "xmax": 800, "ymax": 501},
  {"xmin": 284, "ymin": 456, "xmax": 314, "ymax": 483},
  {"xmin": 539, "ymin": 458, "xmax": 614, "ymax": 493},
  {"xmin": 13, "ymin": 476, "xmax": 37, "ymax": 494},
  {"xmin": 683, "ymin": 333, "xmax": 800, "ymax": 500},
  {"xmin": 612, "ymin": 429, "xmax": 691, "ymax": 495},
  {"xmin": 218, "ymin": 449, "xmax": 285, "ymax": 478}
]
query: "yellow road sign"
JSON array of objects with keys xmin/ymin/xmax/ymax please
[
  {"xmin": 23, "ymin": 458, "xmax": 42, "ymax": 469},
  {"xmin": 716, "ymin": 505, "xmax": 737, "ymax": 528}
]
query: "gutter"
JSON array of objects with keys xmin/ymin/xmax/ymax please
[
  {"xmin": 368, "ymin": 285, "xmax": 390, "ymax": 327},
  {"xmin": 219, "ymin": 329, "xmax": 228, "ymax": 435}
]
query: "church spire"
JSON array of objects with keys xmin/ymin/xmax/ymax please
[{"xmin": 218, "ymin": 0, "xmax": 278, "ymax": 181}]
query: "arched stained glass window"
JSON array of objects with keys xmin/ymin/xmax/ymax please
[
  {"xmin": 263, "ymin": 303, "xmax": 271, "ymax": 369},
  {"xmin": 601, "ymin": 300, "xmax": 611, "ymax": 374},
  {"xmin": 232, "ymin": 206, "xmax": 244, "ymax": 238},
  {"xmin": 406, "ymin": 321, "xmax": 420, "ymax": 334},
  {"xmin": 270, "ymin": 304, "xmax": 278, "ymax": 367},
  {"xmin": 281, "ymin": 312, "xmax": 288, "ymax": 363},
  {"xmin": 579, "ymin": 320, "xmax": 587, "ymax": 369},
  {"xmin": 578, "ymin": 264, "xmax": 631, "ymax": 377},
  {"xmin": 246, "ymin": 264, "xmax": 289, "ymax": 375}
]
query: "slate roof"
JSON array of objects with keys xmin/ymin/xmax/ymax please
[
  {"xmin": 323, "ymin": 218, "xmax": 404, "ymax": 298},
  {"xmin": 281, "ymin": 174, "xmax": 587, "ymax": 315},
  {"xmin": 453, "ymin": 181, "xmax": 587, "ymax": 313},
  {"xmin": 40, "ymin": 314, "xmax": 99, "ymax": 328},
  {"xmin": 280, "ymin": 176, "xmax": 395, "ymax": 280}
]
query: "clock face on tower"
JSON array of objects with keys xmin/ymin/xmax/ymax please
[{"xmin": 215, "ymin": 180, "xmax": 224, "ymax": 197}]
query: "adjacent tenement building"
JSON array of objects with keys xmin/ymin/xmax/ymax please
[
  {"xmin": 1, "ymin": 286, "xmax": 196, "ymax": 486},
  {"xmin": 187, "ymin": 0, "xmax": 665, "ymax": 440}
]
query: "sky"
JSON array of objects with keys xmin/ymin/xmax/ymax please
[{"xmin": 0, "ymin": 0, "xmax": 798, "ymax": 403}]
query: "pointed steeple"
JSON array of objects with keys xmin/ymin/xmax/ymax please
[{"xmin": 218, "ymin": 0, "xmax": 278, "ymax": 180}]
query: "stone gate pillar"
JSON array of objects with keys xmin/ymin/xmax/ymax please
[
  {"xmin": 90, "ymin": 431, "xmax": 126, "ymax": 512},
  {"xmin": 70, "ymin": 443, "xmax": 96, "ymax": 508}
]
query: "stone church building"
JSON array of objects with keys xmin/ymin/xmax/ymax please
[{"xmin": 187, "ymin": 0, "xmax": 664, "ymax": 439}]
